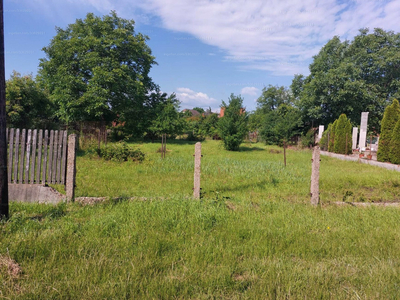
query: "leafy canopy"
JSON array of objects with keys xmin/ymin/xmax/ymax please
[
  {"xmin": 299, "ymin": 28, "xmax": 400, "ymax": 132},
  {"xmin": 251, "ymin": 85, "xmax": 302, "ymax": 145},
  {"xmin": 38, "ymin": 11, "xmax": 157, "ymax": 130},
  {"xmin": 148, "ymin": 93, "xmax": 185, "ymax": 138},
  {"xmin": 6, "ymin": 71, "xmax": 55, "ymax": 129}
]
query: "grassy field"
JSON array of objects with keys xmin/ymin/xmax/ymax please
[
  {"xmin": 76, "ymin": 140, "xmax": 400, "ymax": 203},
  {"xmin": 1, "ymin": 140, "xmax": 400, "ymax": 299}
]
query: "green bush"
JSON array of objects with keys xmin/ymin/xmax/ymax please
[
  {"xmin": 389, "ymin": 119, "xmax": 400, "ymax": 164},
  {"xmin": 319, "ymin": 124, "xmax": 332, "ymax": 151},
  {"xmin": 97, "ymin": 142, "xmax": 145, "ymax": 162},
  {"xmin": 186, "ymin": 131, "xmax": 205, "ymax": 141},
  {"xmin": 377, "ymin": 99, "xmax": 400, "ymax": 162},
  {"xmin": 300, "ymin": 129, "xmax": 315, "ymax": 148},
  {"xmin": 333, "ymin": 114, "xmax": 352, "ymax": 155},
  {"xmin": 217, "ymin": 94, "xmax": 248, "ymax": 151},
  {"xmin": 328, "ymin": 120, "xmax": 337, "ymax": 152}
]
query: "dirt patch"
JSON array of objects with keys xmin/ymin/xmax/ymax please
[
  {"xmin": 0, "ymin": 255, "xmax": 22, "ymax": 279},
  {"xmin": 225, "ymin": 201, "xmax": 236, "ymax": 211},
  {"xmin": 334, "ymin": 202, "xmax": 400, "ymax": 207},
  {"xmin": 233, "ymin": 271, "xmax": 257, "ymax": 282},
  {"xmin": 75, "ymin": 196, "xmax": 160, "ymax": 206},
  {"xmin": 269, "ymin": 149, "xmax": 282, "ymax": 154},
  {"xmin": 75, "ymin": 197, "xmax": 108, "ymax": 205}
]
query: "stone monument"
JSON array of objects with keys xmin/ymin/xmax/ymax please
[
  {"xmin": 352, "ymin": 127, "xmax": 358, "ymax": 150},
  {"xmin": 358, "ymin": 112, "xmax": 369, "ymax": 150},
  {"xmin": 318, "ymin": 125, "xmax": 324, "ymax": 142}
]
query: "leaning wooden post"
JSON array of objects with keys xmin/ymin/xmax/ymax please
[
  {"xmin": 66, "ymin": 134, "xmax": 77, "ymax": 202},
  {"xmin": 310, "ymin": 145, "xmax": 320, "ymax": 206},
  {"xmin": 193, "ymin": 142, "xmax": 201, "ymax": 199}
]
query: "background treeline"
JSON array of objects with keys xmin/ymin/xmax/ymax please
[
  {"xmin": 5, "ymin": 11, "xmax": 400, "ymax": 149},
  {"xmin": 250, "ymin": 28, "xmax": 400, "ymax": 146}
]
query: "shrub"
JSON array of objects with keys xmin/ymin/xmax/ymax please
[
  {"xmin": 389, "ymin": 119, "xmax": 400, "ymax": 164},
  {"xmin": 333, "ymin": 114, "xmax": 352, "ymax": 155},
  {"xmin": 319, "ymin": 123, "xmax": 332, "ymax": 151},
  {"xmin": 186, "ymin": 131, "xmax": 205, "ymax": 141},
  {"xmin": 217, "ymin": 94, "xmax": 248, "ymax": 151},
  {"xmin": 300, "ymin": 129, "xmax": 315, "ymax": 148},
  {"xmin": 97, "ymin": 142, "xmax": 145, "ymax": 162},
  {"xmin": 328, "ymin": 120, "xmax": 337, "ymax": 152},
  {"xmin": 377, "ymin": 99, "xmax": 400, "ymax": 162}
]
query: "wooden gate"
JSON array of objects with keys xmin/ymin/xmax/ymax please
[
  {"xmin": 6, "ymin": 128, "xmax": 76, "ymax": 203},
  {"xmin": 6, "ymin": 128, "xmax": 68, "ymax": 185}
]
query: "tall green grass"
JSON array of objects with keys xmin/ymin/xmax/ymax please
[
  {"xmin": 1, "ymin": 199, "xmax": 399, "ymax": 299},
  {"xmin": 1, "ymin": 140, "xmax": 399, "ymax": 299},
  {"xmin": 76, "ymin": 140, "xmax": 400, "ymax": 203}
]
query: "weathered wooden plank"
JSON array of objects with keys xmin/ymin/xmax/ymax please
[
  {"xmin": 13, "ymin": 129, "xmax": 20, "ymax": 184},
  {"xmin": 36, "ymin": 129, "xmax": 43, "ymax": 184},
  {"xmin": 52, "ymin": 130, "xmax": 59, "ymax": 184},
  {"xmin": 42, "ymin": 130, "xmax": 49, "ymax": 185},
  {"xmin": 25, "ymin": 129, "xmax": 32, "ymax": 184},
  {"xmin": 8, "ymin": 128, "xmax": 14, "ymax": 183},
  {"xmin": 56, "ymin": 130, "xmax": 63, "ymax": 184},
  {"xmin": 48, "ymin": 130, "xmax": 54, "ymax": 184},
  {"xmin": 30, "ymin": 129, "xmax": 37, "ymax": 184},
  {"xmin": 19, "ymin": 129, "xmax": 26, "ymax": 184},
  {"xmin": 61, "ymin": 131, "xmax": 68, "ymax": 185}
]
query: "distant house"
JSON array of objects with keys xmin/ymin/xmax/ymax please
[
  {"xmin": 218, "ymin": 107, "xmax": 245, "ymax": 118},
  {"xmin": 218, "ymin": 107, "xmax": 225, "ymax": 118},
  {"xmin": 182, "ymin": 109, "xmax": 201, "ymax": 117}
]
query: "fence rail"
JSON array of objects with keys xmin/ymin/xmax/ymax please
[{"xmin": 6, "ymin": 128, "xmax": 68, "ymax": 185}]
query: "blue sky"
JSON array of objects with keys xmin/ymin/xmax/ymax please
[{"xmin": 4, "ymin": 0, "xmax": 400, "ymax": 112}]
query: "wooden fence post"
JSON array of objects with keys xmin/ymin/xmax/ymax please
[
  {"xmin": 193, "ymin": 142, "xmax": 201, "ymax": 199},
  {"xmin": 310, "ymin": 146, "xmax": 320, "ymax": 206},
  {"xmin": 66, "ymin": 134, "xmax": 77, "ymax": 202}
]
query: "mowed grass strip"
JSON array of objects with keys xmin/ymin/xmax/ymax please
[
  {"xmin": 76, "ymin": 140, "xmax": 400, "ymax": 203},
  {"xmin": 0, "ymin": 199, "xmax": 399, "ymax": 299}
]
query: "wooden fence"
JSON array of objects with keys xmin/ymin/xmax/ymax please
[{"xmin": 6, "ymin": 128, "xmax": 68, "ymax": 185}]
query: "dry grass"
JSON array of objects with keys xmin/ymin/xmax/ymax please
[{"xmin": 0, "ymin": 255, "xmax": 22, "ymax": 279}]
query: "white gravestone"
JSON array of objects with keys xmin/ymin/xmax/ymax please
[
  {"xmin": 358, "ymin": 112, "xmax": 369, "ymax": 150},
  {"xmin": 352, "ymin": 127, "xmax": 358, "ymax": 150},
  {"xmin": 318, "ymin": 125, "xmax": 324, "ymax": 142}
]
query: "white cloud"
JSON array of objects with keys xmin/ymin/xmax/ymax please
[
  {"xmin": 175, "ymin": 87, "xmax": 219, "ymax": 111},
  {"xmin": 135, "ymin": 0, "xmax": 400, "ymax": 75},
  {"xmin": 241, "ymin": 87, "xmax": 259, "ymax": 96},
  {"xmin": 22, "ymin": 0, "xmax": 400, "ymax": 76}
]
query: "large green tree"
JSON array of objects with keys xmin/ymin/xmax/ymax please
[
  {"xmin": 38, "ymin": 11, "xmax": 157, "ymax": 133},
  {"xmin": 147, "ymin": 93, "xmax": 184, "ymax": 138},
  {"xmin": 377, "ymin": 99, "xmax": 400, "ymax": 162},
  {"xmin": 6, "ymin": 71, "xmax": 55, "ymax": 129},
  {"xmin": 299, "ymin": 28, "xmax": 400, "ymax": 132},
  {"xmin": 217, "ymin": 94, "xmax": 248, "ymax": 151},
  {"xmin": 253, "ymin": 85, "xmax": 302, "ymax": 145}
]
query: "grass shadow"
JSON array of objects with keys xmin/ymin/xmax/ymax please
[
  {"xmin": 204, "ymin": 179, "xmax": 271, "ymax": 195},
  {"xmin": 238, "ymin": 146, "xmax": 265, "ymax": 152}
]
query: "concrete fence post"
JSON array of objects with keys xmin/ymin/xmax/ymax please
[
  {"xmin": 310, "ymin": 146, "xmax": 320, "ymax": 206},
  {"xmin": 193, "ymin": 142, "xmax": 201, "ymax": 199},
  {"xmin": 66, "ymin": 134, "xmax": 77, "ymax": 202}
]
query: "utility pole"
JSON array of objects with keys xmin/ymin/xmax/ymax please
[{"xmin": 0, "ymin": 0, "xmax": 9, "ymax": 219}]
